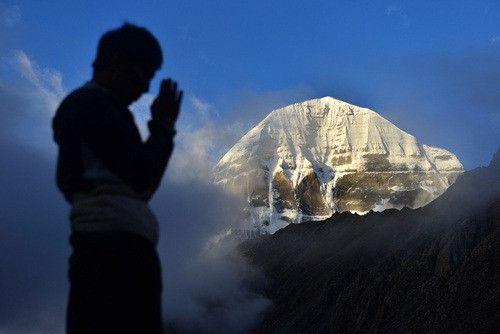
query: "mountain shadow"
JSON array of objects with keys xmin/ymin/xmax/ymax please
[{"xmin": 241, "ymin": 150, "xmax": 500, "ymax": 333}]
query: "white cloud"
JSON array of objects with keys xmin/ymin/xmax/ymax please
[
  {"xmin": 163, "ymin": 236, "xmax": 271, "ymax": 334},
  {"xmin": 0, "ymin": 50, "xmax": 65, "ymax": 153},
  {"xmin": 190, "ymin": 95, "xmax": 212, "ymax": 115},
  {"xmin": 132, "ymin": 92, "xmax": 244, "ymax": 185},
  {"xmin": 14, "ymin": 50, "xmax": 65, "ymax": 112},
  {"xmin": 130, "ymin": 93, "xmax": 155, "ymax": 140},
  {"xmin": 166, "ymin": 95, "xmax": 242, "ymax": 184}
]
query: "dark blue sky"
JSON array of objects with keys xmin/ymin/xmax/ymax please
[
  {"xmin": 2, "ymin": 0, "xmax": 499, "ymax": 168},
  {"xmin": 5, "ymin": 0, "xmax": 498, "ymax": 168}
]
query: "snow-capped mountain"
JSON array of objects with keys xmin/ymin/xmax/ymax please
[{"xmin": 214, "ymin": 97, "xmax": 464, "ymax": 234}]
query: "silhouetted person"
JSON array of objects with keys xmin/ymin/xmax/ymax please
[{"xmin": 52, "ymin": 23, "xmax": 182, "ymax": 333}]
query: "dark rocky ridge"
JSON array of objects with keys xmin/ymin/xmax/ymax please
[{"xmin": 241, "ymin": 150, "xmax": 500, "ymax": 333}]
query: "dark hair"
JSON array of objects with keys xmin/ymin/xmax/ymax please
[{"xmin": 92, "ymin": 23, "xmax": 163, "ymax": 71}]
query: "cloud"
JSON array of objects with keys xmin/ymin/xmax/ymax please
[
  {"xmin": 130, "ymin": 92, "xmax": 273, "ymax": 332},
  {"xmin": 190, "ymin": 95, "xmax": 212, "ymax": 115},
  {"xmin": 130, "ymin": 93, "xmax": 155, "ymax": 140},
  {"xmin": 172, "ymin": 94, "xmax": 257, "ymax": 181},
  {"xmin": 0, "ymin": 52, "xmax": 271, "ymax": 333},
  {"xmin": 0, "ymin": 3, "xmax": 20, "ymax": 27},
  {"xmin": 132, "ymin": 94, "xmax": 273, "ymax": 333},
  {"xmin": 131, "ymin": 93, "xmax": 244, "ymax": 183},
  {"xmin": 14, "ymin": 50, "xmax": 65, "ymax": 111},
  {"xmin": 152, "ymin": 181, "xmax": 270, "ymax": 333},
  {"xmin": 0, "ymin": 51, "xmax": 64, "ymax": 156},
  {"xmin": 0, "ymin": 50, "xmax": 68, "ymax": 333}
]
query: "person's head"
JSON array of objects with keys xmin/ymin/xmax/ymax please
[{"xmin": 92, "ymin": 23, "xmax": 163, "ymax": 105}]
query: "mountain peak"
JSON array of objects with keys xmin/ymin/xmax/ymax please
[
  {"xmin": 276, "ymin": 96, "xmax": 367, "ymax": 114},
  {"xmin": 215, "ymin": 97, "xmax": 464, "ymax": 234}
]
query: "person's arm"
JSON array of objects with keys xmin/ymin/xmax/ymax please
[
  {"xmin": 53, "ymin": 94, "xmax": 90, "ymax": 202},
  {"xmin": 139, "ymin": 114, "xmax": 176, "ymax": 199},
  {"xmin": 78, "ymin": 82, "xmax": 182, "ymax": 200},
  {"xmin": 140, "ymin": 79, "xmax": 183, "ymax": 198}
]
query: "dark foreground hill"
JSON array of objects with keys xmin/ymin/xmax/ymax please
[{"xmin": 242, "ymin": 150, "xmax": 500, "ymax": 334}]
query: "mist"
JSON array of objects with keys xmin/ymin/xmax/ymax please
[
  {"xmin": 1, "ymin": 27, "xmax": 499, "ymax": 333},
  {"xmin": 0, "ymin": 51, "xmax": 272, "ymax": 334},
  {"xmin": 153, "ymin": 181, "xmax": 271, "ymax": 333}
]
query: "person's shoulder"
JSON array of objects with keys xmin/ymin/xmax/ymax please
[
  {"xmin": 59, "ymin": 82, "xmax": 111, "ymax": 110},
  {"xmin": 54, "ymin": 83, "xmax": 117, "ymax": 126}
]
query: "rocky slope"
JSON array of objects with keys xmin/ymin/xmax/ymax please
[
  {"xmin": 215, "ymin": 97, "xmax": 463, "ymax": 234},
  {"xmin": 241, "ymin": 150, "xmax": 499, "ymax": 333}
]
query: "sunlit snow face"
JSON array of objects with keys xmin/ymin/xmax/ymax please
[{"xmin": 214, "ymin": 97, "xmax": 464, "ymax": 234}]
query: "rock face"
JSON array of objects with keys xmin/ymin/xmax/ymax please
[
  {"xmin": 241, "ymin": 150, "xmax": 500, "ymax": 334},
  {"xmin": 214, "ymin": 97, "xmax": 464, "ymax": 233}
]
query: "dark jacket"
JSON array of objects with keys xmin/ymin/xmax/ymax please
[{"xmin": 53, "ymin": 82, "xmax": 175, "ymax": 203}]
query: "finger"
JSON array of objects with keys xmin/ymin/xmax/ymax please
[
  {"xmin": 159, "ymin": 81, "xmax": 166, "ymax": 97},
  {"xmin": 177, "ymin": 90, "xmax": 183, "ymax": 110},
  {"xmin": 172, "ymin": 81, "xmax": 178, "ymax": 96},
  {"xmin": 161, "ymin": 79, "xmax": 171, "ymax": 95},
  {"xmin": 176, "ymin": 89, "xmax": 182, "ymax": 104}
]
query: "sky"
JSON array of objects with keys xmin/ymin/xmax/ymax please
[
  {"xmin": 0, "ymin": 0, "xmax": 499, "ymax": 333},
  {"xmin": 3, "ymin": 0, "xmax": 500, "ymax": 167}
]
